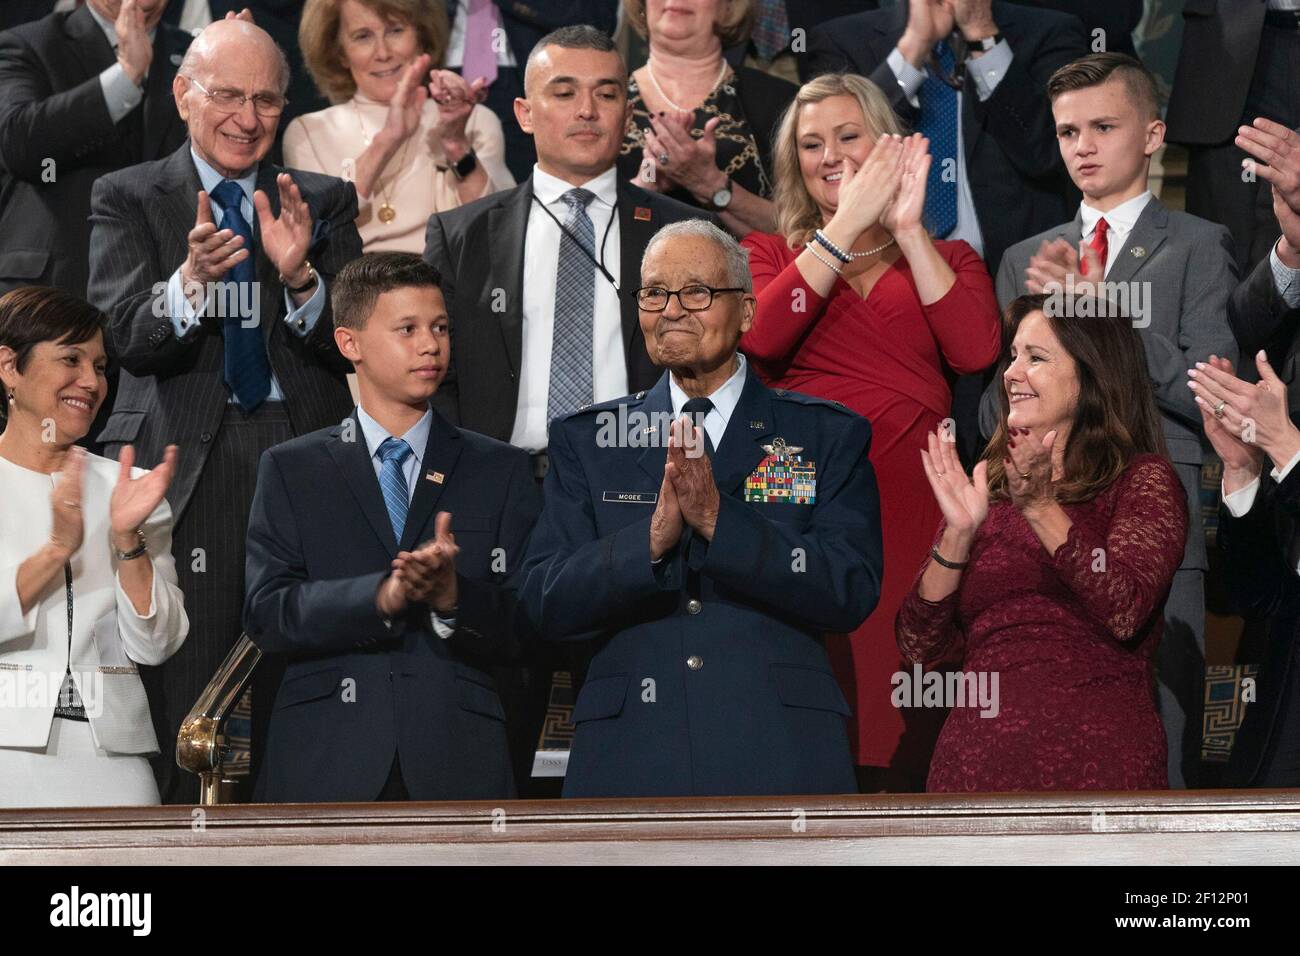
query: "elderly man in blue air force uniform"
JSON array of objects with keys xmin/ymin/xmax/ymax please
[{"xmin": 520, "ymin": 219, "xmax": 884, "ymax": 798}]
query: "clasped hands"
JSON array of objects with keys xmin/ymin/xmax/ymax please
[
  {"xmin": 376, "ymin": 511, "xmax": 459, "ymax": 619},
  {"xmin": 649, "ymin": 416, "xmax": 720, "ymax": 561}
]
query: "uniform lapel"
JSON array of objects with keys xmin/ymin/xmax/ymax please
[
  {"xmin": 1102, "ymin": 197, "xmax": 1168, "ymax": 285},
  {"xmin": 635, "ymin": 373, "xmax": 674, "ymax": 485},
  {"xmin": 327, "ymin": 412, "xmax": 399, "ymax": 555},
  {"xmin": 400, "ymin": 410, "xmax": 462, "ymax": 551}
]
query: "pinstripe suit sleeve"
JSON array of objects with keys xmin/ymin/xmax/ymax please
[
  {"xmin": 304, "ymin": 176, "xmax": 362, "ymax": 375},
  {"xmin": 88, "ymin": 172, "xmax": 203, "ymax": 377}
]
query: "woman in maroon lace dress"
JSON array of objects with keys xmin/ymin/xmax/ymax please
[{"xmin": 896, "ymin": 294, "xmax": 1187, "ymax": 791}]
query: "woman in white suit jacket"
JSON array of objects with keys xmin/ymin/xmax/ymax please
[{"xmin": 0, "ymin": 287, "xmax": 188, "ymax": 807}]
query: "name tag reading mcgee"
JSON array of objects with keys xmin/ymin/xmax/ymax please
[{"xmin": 602, "ymin": 491, "xmax": 659, "ymax": 504}]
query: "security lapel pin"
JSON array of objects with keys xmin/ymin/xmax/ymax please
[
  {"xmin": 427, "ymin": 471, "xmax": 445, "ymax": 484},
  {"xmin": 1131, "ymin": 246, "xmax": 1146, "ymax": 258},
  {"xmin": 634, "ymin": 206, "xmax": 652, "ymax": 222}
]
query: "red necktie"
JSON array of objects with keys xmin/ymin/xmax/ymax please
[{"xmin": 1082, "ymin": 216, "xmax": 1109, "ymax": 277}]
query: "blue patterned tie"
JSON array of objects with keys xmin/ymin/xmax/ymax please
[
  {"xmin": 377, "ymin": 437, "xmax": 413, "ymax": 542},
  {"xmin": 211, "ymin": 179, "xmax": 272, "ymax": 410},
  {"xmin": 915, "ymin": 41, "xmax": 959, "ymax": 238},
  {"xmin": 547, "ymin": 188, "xmax": 596, "ymax": 425}
]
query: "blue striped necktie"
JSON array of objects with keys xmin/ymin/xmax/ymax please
[
  {"xmin": 547, "ymin": 187, "xmax": 596, "ymax": 425},
  {"xmin": 916, "ymin": 41, "xmax": 959, "ymax": 239},
  {"xmin": 210, "ymin": 179, "xmax": 272, "ymax": 410},
  {"xmin": 377, "ymin": 437, "xmax": 413, "ymax": 542}
]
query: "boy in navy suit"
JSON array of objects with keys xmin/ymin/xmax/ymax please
[{"xmin": 243, "ymin": 252, "xmax": 540, "ymax": 803}]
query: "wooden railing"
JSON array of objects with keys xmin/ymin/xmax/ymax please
[{"xmin": 3, "ymin": 790, "xmax": 1299, "ymax": 864}]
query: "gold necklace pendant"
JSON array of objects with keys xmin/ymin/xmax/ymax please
[{"xmin": 378, "ymin": 202, "xmax": 396, "ymax": 223}]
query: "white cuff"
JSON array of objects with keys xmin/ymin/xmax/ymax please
[{"xmin": 886, "ymin": 48, "xmax": 924, "ymax": 110}]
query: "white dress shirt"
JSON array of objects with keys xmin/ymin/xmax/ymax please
[
  {"xmin": 0, "ymin": 452, "xmax": 188, "ymax": 753},
  {"xmin": 513, "ymin": 164, "xmax": 628, "ymax": 452},
  {"xmin": 1080, "ymin": 190, "xmax": 1153, "ymax": 277},
  {"xmin": 668, "ymin": 352, "xmax": 749, "ymax": 453}
]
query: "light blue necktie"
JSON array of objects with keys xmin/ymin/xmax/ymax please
[
  {"xmin": 547, "ymin": 187, "xmax": 596, "ymax": 425},
  {"xmin": 916, "ymin": 41, "xmax": 959, "ymax": 239},
  {"xmin": 377, "ymin": 437, "xmax": 412, "ymax": 542},
  {"xmin": 210, "ymin": 179, "xmax": 272, "ymax": 410}
]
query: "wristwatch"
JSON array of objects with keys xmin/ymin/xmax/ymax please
[
  {"xmin": 452, "ymin": 149, "xmax": 478, "ymax": 180},
  {"xmin": 282, "ymin": 262, "xmax": 317, "ymax": 294},
  {"xmin": 710, "ymin": 176, "xmax": 733, "ymax": 211},
  {"xmin": 968, "ymin": 32, "xmax": 1003, "ymax": 54}
]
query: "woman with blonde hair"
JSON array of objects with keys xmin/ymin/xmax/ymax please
[
  {"xmin": 619, "ymin": 0, "xmax": 796, "ymax": 237},
  {"xmin": 285, "ymin": 0, "xmax": 515, "ymax": 253},
  {"xmin": 740, "ymin": 72, "xmax": 1001, "ymax": 791}
]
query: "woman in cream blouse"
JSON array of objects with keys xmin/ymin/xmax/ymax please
[
  {"xmin": 0, "ymin": 288, "xmax": 188, "ymax": 808},
  {"xmin": 287, "ymin": 0, "xmax": 515, "ymax": 253}
]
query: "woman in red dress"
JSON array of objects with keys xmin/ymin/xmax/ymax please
[
  {"xmin": 897, "ymin": 294, "xmax": 1186, "ymax": 791},
  {"xmin": 740, "ymin": 74, "xmax": 1000, "ymax": 789}
]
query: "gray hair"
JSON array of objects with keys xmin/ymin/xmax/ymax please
[
  {"xmin": 641, "ymin": 219, "xmax": 753, "ymax": 292},
  {"xmin": 178, "ymin": 20, "xmax": 291, "ymax": 95}
]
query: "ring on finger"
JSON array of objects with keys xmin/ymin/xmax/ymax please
[
  {"xmin": 658, "ymin": 153, "xmax": 670, "ymax": 165},
  {"xmin": 1213, "ymin": 399, "xmax": 1227, "ymax": 419}
]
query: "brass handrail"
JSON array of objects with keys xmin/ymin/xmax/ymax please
[{"xmin": 177, "ymin": 634, "xmax": 261, "ymax": 806}]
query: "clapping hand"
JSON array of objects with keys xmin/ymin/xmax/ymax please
[
  {"xmin": 644, "ymin": 110, "xmax": 724, "ymax": 203},
  {"xmin": 429, "ymin": 69, "xmax": 486, "ymax": 150},
  {"xmin": 1190, "ymin": 355, "xmax": 1265, "ymax": 490},
  {"xmin": 115, "ymin": 0, "xmax": 153, "ymax": 86},
  {"xmin": 49, "ymin": 446, "xmax": 86, "ymax": 558},
  {"xmin": 183, "ymin": 190, "xmax": 249, "ymax": 287},
  {"xmin": 1237, "ymin": 117, "xmax": 1300, "ymax": 213},
  {"xmin": 254, "ymin": 174, "xmax": 313, "ymax": 288},
  {"xmin": 826, "ymin": 133, "xmax": 904, "ymax": 241},
  {"xmin": 920, "ymin": 429, "xmax": 988, "ymax": 535},
  {"xmin": 392, "ymin": 511, "xmax": 459, "ymax": 613},
  {"xmin": 1188, "ymin": 350, "xmax": 1300, "ymax": 471},
  {"xmin": 379, "ymin": 54, "xmax": 431, "ymax": 148},
  {"xmin": 1023, "ymin": 236, "xmax": 1103, "ymax": 294},
  {"xmin": 109, "ymin": 445, "xmax": 178, "ymax": 550},
  {"xmin": 1004, "ymin": 426, "xmax": 1057, "ymax": 512},
  {"xmin": 880, "ymin": 133, "xmax": 931, "ymax": 239}
]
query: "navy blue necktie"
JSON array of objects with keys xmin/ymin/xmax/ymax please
[
  {"xmin": 377, "ymin": 437, "xmax": 413, "ymax": 542},
  {"xmin": 915, "ymin": 41, "xmax": 959, "ymax": 238},
  {"xmin": 211, "ymin": 179, "xmax": 272, "ymax": 411}
]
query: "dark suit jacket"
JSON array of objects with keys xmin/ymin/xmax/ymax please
[
  {"xmin": 244, "ymin": 406, "xmax": 542, "ymax": 802},
  {"xmin": 1007, "ymin": 0, "xmax": 1143, "ymax": 58},
  {"xmin": 87, "ymin": 142, "xmax": 362, "ymax": 524},
  {"xmin": 1220, "ymin": 461, "xmax": 1300, "ymax": 787},
  {"xmin": 422, "ymin": 177, "xmax": 710, "ymax": 442},
  {"xmin": 519, "ymin": 369, "xmax": 882, "ymax": 797},
  {"xmin": 1229, "ymin": 247, "xmax": 1300, "ymax": 424},
  {"xmin": 0, "ymin": 0, "xmax": 56, "ymax": 32},
  {"xmin": 1165, "ymin": 0, "xmax": 1269, "ymax": 147},
  {"xmin": 802, "ymin": 0, "xmax": 1087, "ymax": 274},
  {"xmin": 0, "ymin": 6, "xmax": 191, "ymax": 294}
]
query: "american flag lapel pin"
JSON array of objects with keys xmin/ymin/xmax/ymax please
[
  {"xmin": 427, "ymin": 471, "xmax": 445, "ymax": 484},
  {"xmin": 634, "ymin": 206, "xmax": 652, "ymax": 222}
]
